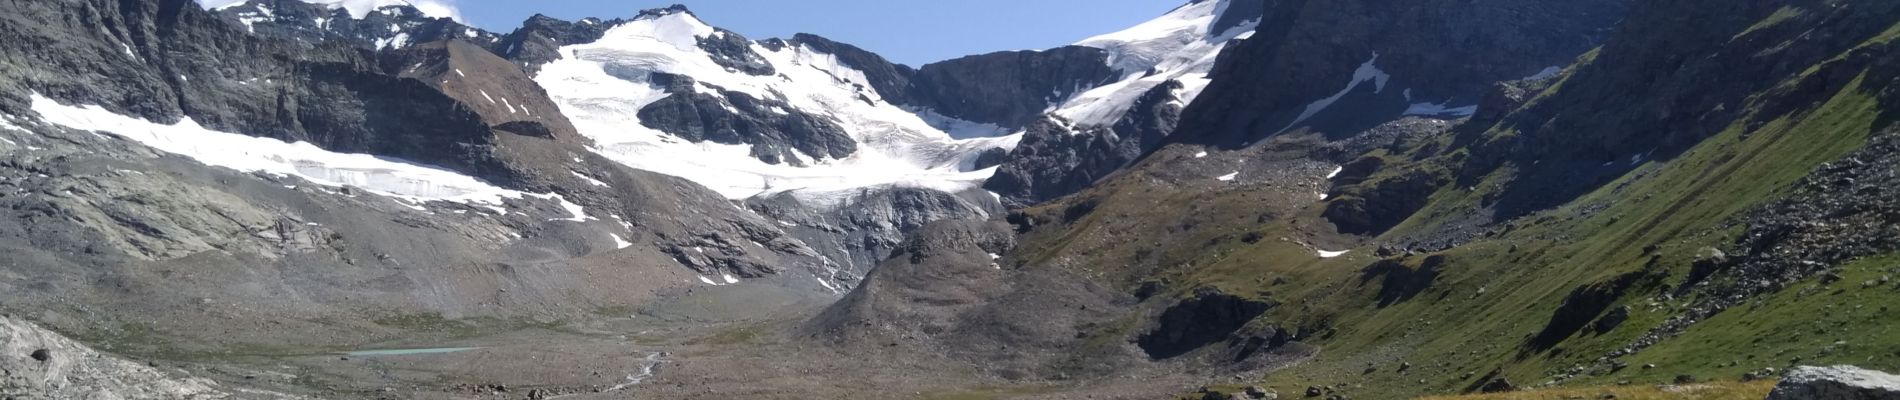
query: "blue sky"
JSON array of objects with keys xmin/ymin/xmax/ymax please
[{"xmin": 453, "ymin": 0, "xmax": 1183, "ymax": 66}]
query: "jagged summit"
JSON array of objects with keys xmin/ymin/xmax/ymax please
[
  {"xmin": 210, "ymin": 0, "xmax": 460, "ymax": 21},
  {"xmin": 638, "ymin": 4, "xmax": 695, "ymax": 18}
]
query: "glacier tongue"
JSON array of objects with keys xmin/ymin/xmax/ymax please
[{"xmin": 536, "ymin": 10, "xmax": 1012, "ymax": 207}]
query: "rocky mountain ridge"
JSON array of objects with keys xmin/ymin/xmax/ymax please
[{"xmin": 3, "ymin": 0, "xmax": 1898, "ymax": 398}]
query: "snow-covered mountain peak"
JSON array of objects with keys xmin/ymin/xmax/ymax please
[
  {"xmin": 536, "ymin": 10, "xmax": 1011, "ymax": 206},
  {"xmin": 596, "ymin": 7, "xmax": 716, "ymax": 53}
]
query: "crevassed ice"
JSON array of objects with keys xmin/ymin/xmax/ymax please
[
  {"xmin": 535, "ymin": 11, "xmax": 1010, "ymax": 207},
  {"xmin": 1062, "ymin": 0, "xmax": 1259, "ymax": 127}
]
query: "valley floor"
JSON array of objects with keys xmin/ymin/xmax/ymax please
[{"xmin": 113, "ymin": 284, "xmax": 1214, "ymax": 400}]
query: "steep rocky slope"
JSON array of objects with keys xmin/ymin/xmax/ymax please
[
  {"xmin": 0, "ymin": 0, "xmax": 843, "ymax": 373},
  {"xmin": 864, "ymin": 0, "xmax": 1900, "ymax": 398},
  {"xmin": 1170, "ymin": 0, "xmax": 1628, "ymax": 147},
  {"xmin": 4, "ymin": 0, "xmax": 1896, "ymax": 398},
  {"xmin": 0, "ymin": 315, "xmax": 236, "ymax": 399},
  {"xmin": 210, "ymin": 0, "xmax": 500, "ymax": 51}
]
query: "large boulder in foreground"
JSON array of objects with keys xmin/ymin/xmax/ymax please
[
  {"xmin": 1767, "ymin": 365, "xmax": 1900, "ymax": 400},
  {"xmin": 0, "ymin": 315, "xmax": 229, "ymax": 399}
]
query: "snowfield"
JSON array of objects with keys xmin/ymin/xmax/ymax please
[
  {"xmin": 29, "ymin": 94, "xmax": 542, "ymax": 211},
  {"xmin": 1062, "ymin": 0, "xmax": 1260, "ymax": 127},
  {"xmin": 535, "ymin": 9, "xmax": 1011, "ymax": 207}
]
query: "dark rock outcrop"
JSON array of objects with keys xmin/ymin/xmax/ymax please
[
  {"xmin": 1357, "ymin": 256, "xmax": 1444, "ymax": 308},
  {"xmin": 637, "ymin": 73, "xmax": 856, "ymax": 165},
  {"xmin": 490, "ymin": 14, "xmax": 625, "ymax": 71},
  {"xmin": 1528, "ymin": 271, "xmax": 1650, "ymax": 350},
  {"xmin": 985, "ymin": 80, "xmax": 1184, "ymax": 206},
  {"xmin": 1322, "ymin": 169, "xmax": 1448, "ymax": 235},
  {"xmin": 783, "ymin": 33, "xmax": 1120, "ymax": 130},
  {"xmin": 211, "ymin": 0, "xmax": 501, "ymax": 52},
  {"xmin": 905, "ymin": 46, "xmax": 1120, "ymax": 129},
  {"xmin": 699, "ymin": 28, "xmax": 775, "ymax": 76},
  {"xmin": 1137, "ymin": 288, "xmax": 1273, "ymax": 360},
  {"xmin": 1169, "ymin": 0, "xmax": 1629, "ymax": 148}
]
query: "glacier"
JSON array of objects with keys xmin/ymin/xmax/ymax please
[
  {"xmin": 29, "ymin": 94, "xmax": 538, "ymax": 211},
  {"xmin": 1060, "ymin": 0, "xmax": 1260, "ymax": 128},
  {"xmin": 534, "ymin": 9, "xmax": 1012, "ymax": 207}
]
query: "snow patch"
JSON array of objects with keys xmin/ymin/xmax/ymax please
[
  {"xmin": 1216, "ymin": 171, "xmax": 1239, "ymax": 181},
  {"xmin": 571, "ymin": 171, "xmax": 610, "ymax": 187},
  {"xmin": 609, "ymin": 233, "xmax": 632, "ymax": 249},
  {"xmin": 1404, "ymin": 100, "xmax": 1478, "ymax": 117},
  {"xmin": 1326, "ymin": 166, "xmax": 1344, "ymax": 179},
  {"xmin": 1318, "ymin": 249, "xmax": 1350, "ymax": 258},
  {"xmin": 1194, "ymin": 151, "xmax": 1208, "ymax": 158},
  {"xmin": 535, "ymin": 194, "xmax": 594, "ymax": 222},
  {"xmin": 29, "ymin": 94, "xmax": 533, "ymax": 208},
  {"xmin": 1524, "ymin": 65, "xmax": 1564, "ymax": 81},
  {"xmin": 1279, "ymin": 54, "xmax": 1391, "ymax": 134},
  {"xmin": 374, "ymin": 33, "xmax": 410, "ymax": 50}
]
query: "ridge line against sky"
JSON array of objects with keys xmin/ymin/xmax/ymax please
[{"xmin": 195, "ymin": 0, "xmax": 1185, "ymax": 66}]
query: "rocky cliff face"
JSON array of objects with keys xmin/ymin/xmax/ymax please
[
  {"xmin": 986, "ymin": 80, "xmax": 1184, "ymax": 206},
  {"xmin": 746, "ymin": 187, "xmax": 1002, "ymax": 289},
  {"xmin": 1455, "ymin": 0, "xmax": 1900, "ymax": 219},
  {"xmin": 210, "ymin": 0, "xmax": 501, "ymax": 51},
  {"xmin": 778, "ymin": 34, "xmax": 1121, "ymax": 131},
  {"xmin": 381, "ymin": 39, "xmax": 582, "ymax": 141},
  {"xmin": 491, "ymin": 14, "xmax": 625, "ymax": 71},
  {"xmin": 636, "ymin": 73, "xmax": 858, "ymax": 166},
  {"xmin": 0, "ymin": 0, "xmax": 845, "ymax": 362},
  {"xmin": 0, "ymin": 0, "xmax": 524, "ymax": 186},
  {"xmin": 1169, "ymin": 0, "xmax": 1629, "ymax": 148},
  {"xmin": 903, "ymin": 47, "xmax": 1121, "ymax": 129}
]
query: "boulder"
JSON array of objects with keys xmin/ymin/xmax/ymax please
[{"xmin": 1767, "ymin": 366, "xmax": 1900, "ymax": 400}]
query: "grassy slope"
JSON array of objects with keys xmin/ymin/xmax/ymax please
[
  {"xmin": 1017, "ymin": 9, "xmax": 1899, "ymax": 400},
  {"xmin": 1420, "ymin": 380, "xmax": 1777, "ymax": 400}
]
